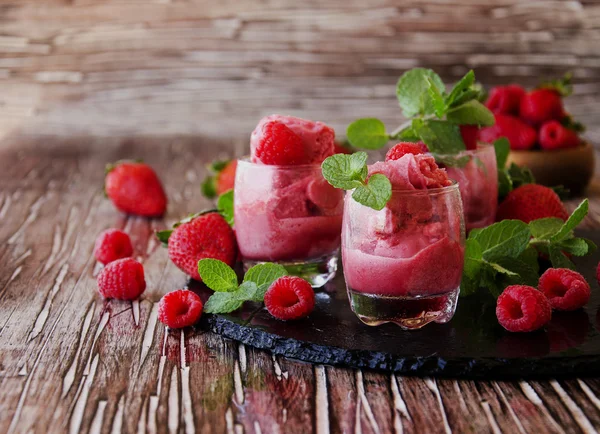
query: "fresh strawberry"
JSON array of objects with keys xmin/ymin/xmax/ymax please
[
  {"xmin": 105, "ymin": 161, "xmax": 167, "ymax": 217},
  {"xmin": 252, "ymin": 121, "xmax": 307, "ymax": 165},
  {"xmin": 519, "ymin": 88, "xmax": 564, "ymax": 127},
  {"xmin": 485, "ymin": 84, "xmax": 526, "ymax": 115},
  {"xmin": 497, "ymin": 184, "xmax": 568, "ymax": 223},
  {"xmin": 539, "ymin": 121, "xmax": 580, "ymax": 150},
  {"xmin": 478, "ymin": 114, "xmax": 537, "ymax": 151},
  {"xmin": 166, "ymin": 212, "xmax": 237, "ymax": 281},
  {"xmin": 459, "ymin": 125, "xmax": 480, "ymax": 151},
  {"xmin": 385, "ymin": 142, "xmax": 428, "ymax": 161}
]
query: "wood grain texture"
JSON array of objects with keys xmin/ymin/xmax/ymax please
[{"xmin": 1, "ymin": 135, "xmax": 600, "ymax": 433}]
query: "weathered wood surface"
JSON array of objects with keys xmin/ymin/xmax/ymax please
[{"xmin": 1, "ymin": 135, "xmax": 600, "ymax": 434}]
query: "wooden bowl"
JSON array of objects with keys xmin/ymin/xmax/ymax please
[{"xmin": 506, "ymin": 141, "xmax": 596, "ymax": 195}]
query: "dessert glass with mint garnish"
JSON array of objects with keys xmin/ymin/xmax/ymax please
[
  {"xmin": 234, "ymin": 115, "xmax": 344, "ymax": 287},
  {"xmin": 346, "ymin": 68, "xmax": 499, "ymax": 232}
]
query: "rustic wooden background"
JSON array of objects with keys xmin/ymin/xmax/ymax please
[{"xmin": 3, "ymin": 1, "xmax": 600, "ymax": 433}]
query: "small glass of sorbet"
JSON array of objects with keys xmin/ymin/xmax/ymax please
[
  {"xmin": 441, "ymin": 143, "xmax": 498, "ymax": 232},
  {"xmin": 342, "ymin": 181, "xmax": 465, "ymax": 329},
  {"xmin": 234, "ymin": 158, "xmax": 344, "ymax": 287}
]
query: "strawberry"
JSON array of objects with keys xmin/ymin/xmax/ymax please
[
  {"xmin": 459, "ymin": 125, "xmax": 480, "ymax": 151},
  {"xmin": 478, "ymin": 114, "xmax": 537, "ymax": 151},
  {"xmin": 519, "ymin": 88, "xmax": 564, "ymax": 127},
  {"xmin": 105, "ymin": 161, "xmax": 167, "ymax": 217},
  {"xmin": 539, "ymin": 121, "xmax": 580, "ymax": 150},
  {"xmin": 385, "ymin": 142, "xmax": 428, "ymax": 161},
  {"xmin": 497, "ymin": 184, "xmax": 568, "ymax": 223},
  {"xmin": 485, "ymin": 84, "xmax": 526, "ymax": 115},
  {"xmin": 252, "ymin": 121, "xmax": 307, "ymax": 165},
  {"xmin": 166, "ymin": 212, "xmax": 237, "ymax": 281}
]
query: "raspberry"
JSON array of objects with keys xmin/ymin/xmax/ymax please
[
  {"xmin": 539, "ymin": 268, "xmax": 590, "ymax": 311},
  {"xmin": 479, "ymin": 114, "xmax": 537, "ymax": 151},
  {"xmin": 497, "ymin": 184, "xmax": 568, "ymax": 223},
  {"xmin": 539, "ymin": 121, "xmax": 580, "ymax": 151},
  {"xmin": 158, "ymin": 289, "xmax": 203, "ymax": 328},
  {"xmin": 253, "ymin": 121, "xmax": 307, "ymax": 165},
  {"xmin": 459, "ymin": 125, "xmax": 480, "ymax": 151},
  {"xmin": 485, "ymin": 84, "xmax": 526, "ymax": 115},
  {"xmin": 496, "ymin": 285, "xmax": 552, "ymax": 332},
  {"xmin": 520, "ymin": 88, "xmax": 565, "ymax": 127},
  {"xmin": 105, "ymin": 161, "xmax": 167, "ymax": 217},
  {"xmin": 385, "ymin": 142, "xmax": 428, "ymax": 161},
  {"xmin": 216, "ymin": 160, "xmax": 238, "ymax": 195},
  {"xmin": 97, "ymin": 258, "xmax": 146, "ymax": 300},
  {"xmin": 264, "ymin": 276, "xmax": 315, "ymax": 320},
  {"xmin": 94, "ymin": 229, "xmax": 134, "ymax": 265},
  {"xmin": 168, "ymin": 212, "xmax": 237, "ymax": 281}
]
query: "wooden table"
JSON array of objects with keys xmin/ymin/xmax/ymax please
[{"xmin": 2, "ymin": 135, "xmax": 600, "ymax": 434}]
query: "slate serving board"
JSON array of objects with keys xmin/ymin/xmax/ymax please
[{"xmin": 195, "ymin": 229, "xmax": 600, "ymax": 379}]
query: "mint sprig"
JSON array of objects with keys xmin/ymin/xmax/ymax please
[
  {"xmin": 321, "ymin": 152, "xmax": 391, "ymax": 210},
  {"xmin": 217, "ymin": 189, "xmax": 234, "ymax": 226},
  {"xmin": 461, "ymin": 200, "xmax": 596, "ymax": 297},
  {"xmin": 199, "ymin": 259, "xmax": 288, "ymax": 314},
  {"xmin": 494, "ymin": 137, "xmax": 537, "ymax": 200}
]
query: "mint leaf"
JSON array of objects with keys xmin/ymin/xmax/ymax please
[
  {"xmin": 486, "ymin": 262, "xmax": 519, "ymax": 276},
  {"xmin": 393, "ymin": 126, "xmax": 421, "ymax": 142},
  {"xmin": 346, "ymin": 118, "xmax": 389, "ymax": 150},
  {"xmin": 156, "ymin": 229, "xmax": 173, "ymax": 246},
  {"xmin": 558, "ymin": 238, "xmax": 591, "ymax": 257},
  {"xmin": 243, "ymin": 262, "xmax": 288, "ymax": 300},
  {"xmin": 463, "ymin": 239, "xmax": 483, "ymax": 281},
  {"xmin": 426, "ymin": 77, "xmax": 446, "ymax": 117},
  {"xmin": 217, "ymin": 189, "xmax": 234, "ymax": 226},
  {"xmin": 507, "ymin": 163, "xmax": 535, "ymax": 187},
  {"xmin": 432, "ymin": 154, "xmax": 470, "ymax": 168},
  {"xmin": 446, "ymin": 70, "xmax": 475, "ymax": 107},
  {"xmin": 498, "ymin": 170, "xmax": 512, "ymax": 199},
  {"xmin": 396, "ymin": 68, "xmax": 445, "ymax": 117},
  {"xmin": 493, "ymin": 138, "xmax": 510, "ymax": 169},
  {"xmin": 352, "ymin": 174, "xmax": 392, "ymax": 211},
  {"xmin": 539, "ymin": 72, "xmax": 572, "ymax": 97},
  {"xmin": 446, "ymin": 100, "xmax": 495, "ymax": 127},
  {"xmin": 204, "ymin": 292, "xmax": 244, "ymax": 314},
  {"xmin": 236, "ymin": 281, "xmax": 259, "ymax": 302},
  {"xmin": 413, "ymin": 119, "xmax": 465, "ymax": 154},
  {"xmin": 201, "ymin": 176, "xmax": 217, "ymax": 199},
  {"xmin": 549, "ymin": 246, "xmax": 576, "ymax": 270},
  {"xmin": 198, "ymin": 259, "xmax": 238, "ymax": 292},
  {"xmin": 551, "ymin": 199, "xmax": 588, "ymax": 242},
  {"xmin": 471, "ymin": 220, "xmax": 531, "ymax": 261},
  {"xmin": 321, "ymin": 152, "xmax": 368, "ymax": 190},
  {"xmin": 529, "ymin": 218, "xmax": 564, "ymax": 239},
  {"xmin": 211, "ymin": 160, "xmax": 230, "ymax": 172},
  {"xmin": 494, "ymin": 257, "xmax": 539, "ymax": 287}
]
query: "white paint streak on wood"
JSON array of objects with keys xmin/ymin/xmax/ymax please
[
  {"xmin": 481, "ymin": 401, "xmax": 502, "ymax": 434},
  {"xmin": 62, "ymin": 302, "xmax": 95, "ymax": 397},
  {"xmin": 0, "ymin": 192, "xmax": 11, "ymax": 218},
  {"xmin": 139, "ymin": 302, "xmax": 158, "ymax": 366},
  {"xmin": 254, "ymin": 421, "xmax": 263, "ymax": 434},
  {"xmin": 453, "ymin": 381, "xmax": 468, "ymax": 413},
  {"xmin": 147, "ymin": 396, "xmax": 159, "ymax": 434},
  {"xmin": 13, "ymin": 248, "xmax": 32, "ymax": 265},
  {"xmin": 29, "ymin": 264, "xmax": 69, "ymax": 341},
  {"xmin": 390, "ymin": 375, "xmax": 410, "ymax": 434},
  {"xmin": 578, "ymin": 380, "xmax": 600, "ymax": 411},
  {"xmin": 283, "ymin": 408, "xmax": 288, "ymax": 423},
  {"xmin": 83, "ymin": 310, "xmax": 110, "ymax": 375},
  {"xmin": 69, "ymin": 354, "xmax": 99, "ymax": 434},
  {"xmin": 356, "ymin": 370, "xmax": 380, "ymax": 434},
  {"xmin": 42, "ymin": 224, "xmax": 62, "ymax": 274},
  {"xmin": 179, "ymin": 330, "xmax": 195, "ymax": 434},
  {"xmin": 492, "ymin": 381, "xmax": 526, "ymax": 434},
  {"xmin": 272, "ymin": 354, "xmax": 286, "ymax": 381},
  {"xmin": 425, "ymin": 379, "xmax": 452, "ymax": 434},
  {"xmin": 233, "ymin": 359, "xmax": 244, "ymax": 405},
  {"xmin": 110, "ymin": 395, "xmax": 125, "ymax": 434},
  {"xmin": 136, "ymin": 397, "xmax": 147, "ymax": 434},
  {"xmin": 354, "ymin": 387, "xmax": 363, "ymax": 434},
  {"xmin": 1, "ymin": 266, "xmax": 22, "ymax": 299},
  {"xmin": 520, "ymin": 381, "xmax": 565, "ymax": 434},
  {"xmin": 89, "ymin": 400, "xmax": 107, "ymax": 434},
  {"xmin": 234, "ymin": 424, "xmax": 244, "ymax": 434},
  {"xmin": 132, "ymin": 299, "xmax": 140, "ymax": 326},
  {"xmin": 226, "ymin": 407, "xmax": 235, "ymax": 434},
  {"xmin": 238, "ymin": 343, "xmax": 247, "ymax": 373},
  {"xmin": 168, "ymin": 366, "xmax": 179, "ymax": 434},
  {"xmin": 8, "ymin": 194, "xmax": 46, "ymax": 244},
  {"xmin": 550, "ymin": 380, "xmax": 597, "ymax": 434},
  {"xmin": 156, "ymin": 327, "xmax": 169, "ymax": 396},
  {"xmin": 18, "ymin": 364, "xmax": 27, "ymax": 376},
  {"xmin": 315, "ymin": 365, "xmax": 330, "ymax": 434},
  {"xmin": 93, "ymin": 262, "xmax": 104, "ymax": 277}
]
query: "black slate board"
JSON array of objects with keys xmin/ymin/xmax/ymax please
[{"xmin": 195, "ymin": 229, "xmax": 600, "ymax": 379}]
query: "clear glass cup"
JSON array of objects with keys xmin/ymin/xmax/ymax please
[
  {"xmin": 342, "ymin": 182, "xmax": 465, "ymax": 329},
  {"xmin": 443, "ymin": 144, "xmax": 498, "ymax": 232},
  {"xmin": 234, "ymin": 158, "xmax": 344, "ymax": 287}
]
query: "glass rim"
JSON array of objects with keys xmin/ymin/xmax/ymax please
[
  {"xmin": 435, "ymin": 142, "xmax": 494, "ymax": 158},
  {"xmin": 237, "ymin": 156, "xmax": 323, "ymax": 169},
  {"xmin": 345, "ymin": 179, "xmax": 460, "ymax": 197}
]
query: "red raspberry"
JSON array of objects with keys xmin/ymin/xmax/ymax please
[
  {"xmin": 264, "ymin": 276, "xmax": 315, "ymax": 320},
  {"xmin": 485, "ymin": 84, "xmax": 526, "ymax": 115},
  {"xmin": 94, "ymin": 229, "xmax": 134, "ymax": 265},
  {"xmin": 520, "ymin": 88, "xmax": 564, "ymax": 127},
  {"xmin": 539, "ymin": 268, "xmax": 590, "ymax": 311},
  {"xmin": 539, "ymin": 121, "xmax": 580, "ymax": 151},
  {"xmin": 168, "ymin": 212, "xmax": 237, "ymax": 281},
  {"xmin": 478, "ymin": 114, "xmax": 537, "ymax": 151},
  {"xmin": 497, "ymin": 184, "xmax": 568, "ymax": 223},
  {"xmin": 97, "ymin": 258, "xmax": 146, "ymax": 300},
  {"xmin": 158, "ymin": 289, "xmax": 203, "ymax": 328},
  {"xmin": 496, "ymin": 285, "xmax": 552, "ymax": 332},
  {"xmin": 105, "ymin": 161, "xmax": 167, "ymax": 217},
  {"xmin": 216, "ymin": 160, "xmax": 238, "ymax": 195},
  {"xmin": 253, "ymin": 121, "xmax": 307, "ymax": 165},
  {"xmin": 385, "ymin": 142, "xmax": 429, "ymax": 161},
  {"xmin": 459, "ymin": 125, "xmax": 480, "ymax": 151}
]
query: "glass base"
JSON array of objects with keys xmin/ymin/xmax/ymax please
[
  {"xmin": 348, "ymin": 287, "xmax": 459, "ymax": 330},
  {"xmin": 243, "ymin": 253, "xmax": 338, "ymax": 288}
]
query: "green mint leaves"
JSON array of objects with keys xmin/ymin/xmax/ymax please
[
  {"xmin": 321, "ymin": 152, "xmax": 391, "ymax": 210},
  {"xmin": 217, "ymin": 189, "xmax": 234, "ymax": 226},
  {"xmin": 494, "ymin": 138, "xmax": 536, "ymax": 200},
  {"xmin": 347, "ymin": 69, "xmax": 494, "ymax": 155},
  {"xmin": 201, "ymin": 160, "xmax": 232, "ymax": 199},
  {"xmin": 461, "ymin": 200, "xmax": 596, "ymax": 297},
  {"xmin": 199, "ymin": 259, "xmax": 288, "ymax": 314}
]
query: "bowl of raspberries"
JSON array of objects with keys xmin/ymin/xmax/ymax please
[{"xmin": 477, "ymin": 74, "xmax": 594, "ymax": 195}]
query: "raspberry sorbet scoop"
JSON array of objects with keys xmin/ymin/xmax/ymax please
[{"xmin": 369, "ymin": 153, "xmax": 452, "ymax": 190}]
